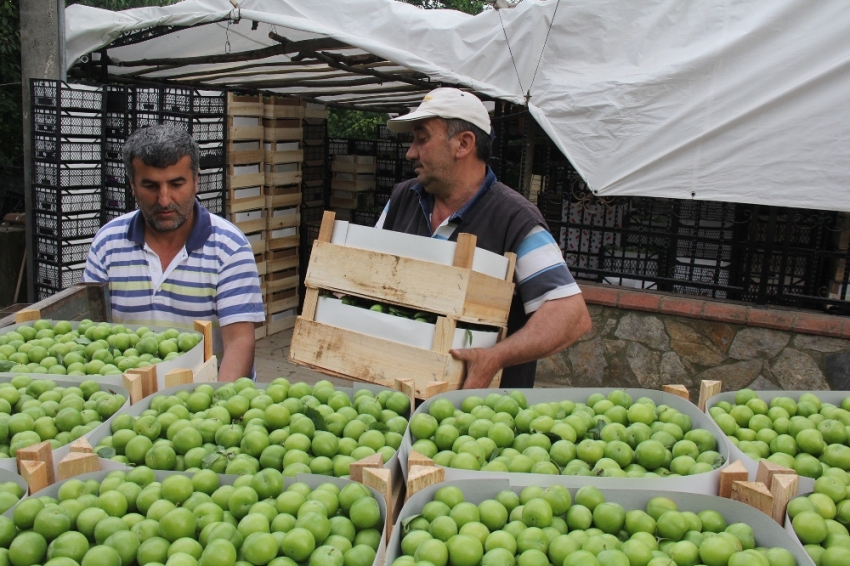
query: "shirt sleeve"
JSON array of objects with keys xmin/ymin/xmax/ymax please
[
  {"xmin": 215, "ymin": 242, "xmax": 266, "ymax": 327},
  {"xmin": 514, "ymin": 225, "xmax": 581, "ymax": 314},
  {"xmin": 83, "ymin": 240, "xmax": 108, "ymax": 283}
]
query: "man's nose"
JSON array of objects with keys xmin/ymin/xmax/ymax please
[
  {"xmin": 157, "ymin": 185, "xmax": 172, "ymax": 206},
  {"xmin": 406, "ymin": 144, "xmax": 417, "ymax": 161}
]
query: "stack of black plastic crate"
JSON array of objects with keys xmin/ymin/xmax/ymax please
[
  {"xmin": 31, "ymin": 81, "xmax": 105, "ymax": 301},
  {"xmin": 102, "ymin": 85, "xmax": 227, "ymax": 221}
]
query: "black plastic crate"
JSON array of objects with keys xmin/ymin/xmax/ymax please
[
  {"xmin": 400, "ymin": 160, "xmax": 415, "ymax": 177},
  {"xmin": 352, "ymin": 208, "xmax": 382, "ymax": 227},
  {"xmin": 197, "ymin": 194, "xmax": 224, "ymax": 216},
  {"xmin": 104, "ymin": 160, "xmax": 126, "ymax": 185},
  {"xmin": 34, "ymin": 162, "xmax": 101, "ymax": 188},
  {"xmin": 199, "ymin": 144, "xmax": 225, "ymax": 169},
  {"xmin": 193, "ymin": 90, "xmax": 226, "ymax": 116},
  {"xmin": 35, "ymin": 210, "xmax": 101, "ymax": 239},
  {"xmin": 302, "ymin": 204, "xmax": 324, "ymax": 224},
  {"xmin": 36, "ymin": 285, "xmax": 59, "ymax": 302},
  {"xmin": 33, "ymin": 108, "xmax": 103, "ymax": 137},
  {"xmin": 105, "ymin": 138, "xmax": 124, "ymax": 161},
  {"xmin": 104, "ymin": 185, "xmax": 134, "ymax": 212},
  {"xmin": 397, "ymin": 141, "xmax": 411, "ymax": 160},
  {"xmin": 353, "ymin": 139, "xmax": 376, "ymax": 156},
  {"xmin": 376, "ymin": 140, "xmax": 397, "ymax": 159},
  {"xmin": 191, "ymin": 118, "xmax": 225, "ymax": 143},
  {"xmin": 376, "ymin": 124, "xmax": 395, "ymax": 139},
  {"xmin": 35, "ymin": 261, "xmax": 85, "ymax": 290},
  {"xmin": 375, "ymin": 158, "xmax": 398, "ymax": 175},
  {"xmin": 302, "ymin": 164, "xmax": 326, "ymax": 183},
  {"xmin": 303, "ymin": 121, "xmax": 327, "ymax": 141},
  {"xmin": 134, "ymin": 86, "xmax": 161, "ymax": 112},
  {"xmin": 198, "ymin": 168, "xmax": 225, "ymax": 195},
  {"xmin": 134, "ymin": 112, "xmax": 160, "ymax": 131},
  {"xmin": 302, "ymin": 181, "xmax": 325, "ymax": 204},
  {"xmin": 375, "ymin": 192, "xmax": 390, "ymax": 207},
  {"xmin": 162, "ymin": 113, "xmax": 191, "ymax": 132},
  {"xmin": 33, "ymin": 136, "xmax": 102, "ymax": 162},
  {"xmin": 376, "ymin": 174, "xmax": 396, "ymax": 191},
  {"xmin": 328, "ymin": 138, "xmax": 350, "ymax": 156},
  {"xmin": 303, "ymin": 141, "xmax": 326, "ymax": 164},
  {"xmin": 163, "ymin": 87, "xmax": 192, "ymax": 114},
  {"xmin": 34, "ymin": 186, "xmax": 100, "ymax": 214},
  {"xmin": 36, "ymin": 235, "xmax": 93, "ymax": 264},
  {"xmin": 105, "ymin": 85, "xmax": 133, "ymax": 114},
  {"xmin": 105, "ymin": 113, "xmax": 132, "ymax": 137},
  {"xmin": 102, "ymin": 208, "xmax": 125, "ymax": 224},
  {"xmin": 31, "ymin": 80, "xmax": 103, "ymax": 112}
]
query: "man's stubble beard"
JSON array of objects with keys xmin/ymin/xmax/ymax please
[{"xmin": 138, "ymin": 200, "xmax": 194, "ymax": 233}]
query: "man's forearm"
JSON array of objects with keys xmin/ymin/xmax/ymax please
[
  {"xmin": 452, "ymin": 293, "xmax": 591, "ymax": 389},
  {"xmin": 218, "ymin": 322, "xmax": 257, "ymax": 382}
]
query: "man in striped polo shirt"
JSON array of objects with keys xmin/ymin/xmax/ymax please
[
  {"xmin": 84, "ymin": 126, "xmax": 265, "ymax": 381},
  {"xmin": 379, "ymin": 88, "xmax": 592, "ymax": 389}
]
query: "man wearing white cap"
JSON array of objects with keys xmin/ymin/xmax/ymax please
[{"xmin": 378, "ymin": 87, "xmax": 591, "ymax": 389}]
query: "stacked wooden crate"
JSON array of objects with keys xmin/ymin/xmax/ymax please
[{"xmin": 330, "ymin": 154, "xmax": 376, "ymax": 222}]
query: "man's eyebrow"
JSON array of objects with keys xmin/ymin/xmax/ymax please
[{"xmin": 139, "ymin": 175, "xmax": 188, "ymax": 184}]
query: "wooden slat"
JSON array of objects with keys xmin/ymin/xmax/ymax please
[
  {"xmin": 770, "ymin": 474, "xmax": 799, "ymax": 524},
  {"xmin": 720, "ymin": 460, "xmax": 750, "ymax": 498},
  {"xmin": 432, "ymin": 318, "xmax": 456, "ymax": 355},
  {"xmin": 126, "ymin": 366, "xmax": 158, "ymax": 398},
  {"xmin": 300, "ymin": 289, "xmax": 320, "ymax": 322},
  {"xmin": 731, "ymin": 481, "xmax": 773, "ymax": 517},
  {"xmin": 58, "ymin": 452, "xmax": 100, "ymax": 481},
  {"xmin": 194, "ymin": 355, "xmax": 219, "ymax": 383},
  {"xmin": 406, "ymin": 465, "xmax": 444, "ymax": 502},
  {"xmin": 756, "ymin": 460, "xmax": 796, "ymax": 488},
  {"xmin": 504, "ymin": 252, "xmax": 517, "ymax": 283},
  {"xmin": 406, "ymin": 450, "xmax": 435, "ymax": 474},
  {"xmin": 452, "ymin": 233, "xmax": 477, "ymax": 269},
  {"xmin": 306, "ymin": 242, "xmax": 512, "ymax": 326},
  {"xmin": 122, "ymin": 373, "xmax": 143, "ymax": 405},
  {"xmin": 20, "ymin": 461, "xmax": 48, "ymax": 494},
  {"xmin": 318, "ymin": 211, "xmax": 336, "ymax": 242},
  {"xmin": 14, "ymin": 309, "xmax": 40, "ymax": 323},
  {"xmin": 289, "ymin": 319, "xmax": 464, "ymax": 397},
  {"xmin": 699, "ymin": 380, "xmax": 723, "ymax": 411},
  {"xmin": 165, "ymin": 369, "xmax": 194, "ymax": 388},
  {"xmin": 662, "ymin": 384, "xmax": 690, "ymax": 402},
  {"xmin": 194, "ymin": 320, "xmax": 213, "ymax": 362},
  {"xmin": 69, "ymin": 438, "xmax": 93, "ymax": 454},
  {"xmin": 362, "ymin": 468, "xmax": 394, "ymax": 542},
  {"xmin": 349, "ymin": 453, "xmax": 383, "ymax": 484},
  {"xmin": 395, "ymin": 378, "xmax": 416, "ymax": 415},
  {"xmin": 17, "ymin": 441, "xmax": 55, "ymax": 485},
  {"xmin": 425, "ymin": 381, "xmax": 450, "ymax": 399}
]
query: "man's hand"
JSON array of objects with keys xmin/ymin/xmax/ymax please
[
  {"xmin": 450, "ymin": 347, "xmax": 502, "ymax": 389},
  {"xmin": 218, "ymin": 321, "xmax": 256, "ymax": 382},
  {"xmin": 451, "ymin": 294, "xmax": 592, "ymax": 389}
]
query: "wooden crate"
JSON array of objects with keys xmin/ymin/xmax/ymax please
[
  {"xmin": 254, "ymin": 252, "xmax": 267, "ymax": 277},
  {"xmin": 266, "ymin": 248, "xmax": 300, "ymax": 281},
  {"xmin": 254, "ymin": 321, "xmax": 267, "ymax": 341},
  {"xmin": 230, "ymin": 207, "xmax": 266, "ymax": 235},
  {"xmin": 266, "ymin": 225, "xmax": 300, "ymax": 252},
  {"xmin": 263, "ymin": 95, "xmax": 305, "ymax": 119},
  {"xmin": 226, "ymin": 140, "xmax": 264, "ymax": 165},
  {"xmin": 0, "ymin": 282, "xmax": 110, "ymax": 329},
  {"xmin": 289, "ymin": 211, "xmax": 516, "ymax": 398},
  {"xmin": 266, "ymin": 286, "xmax": 299, "ymax": 314},
  {"xmin": 304, "ymin": 103, "xmax": 329, "ymax": 120},
  {"xmin": 227, "ymin": 93, "xmax": 263, "ymax": 116},
  {"xmin": 263, "ymin": 118, "xmax": 303, "ymax": 141},
  {"xmin": 227, "ymin": 185, "xmax": 265, "ymax": 213},
  {"xmin": 331, "ymin": 172, "xmax": 375, "ymax": 192},
  {"xmin": 332, "ymin": 155, "xmax": 376, "ymax": 174},
  {"xmin": 227, "ymin": 115, "xmax": 263, "ymax": 141},
  {"xmin": 264, "ymin": 162, "xmax": 302, "ymax": 187},
  {"xmin": 331, "ymin": 207, "xmax": 353, "ymax": 221},
  {"xmin": 244, "ymin": 229, "xmax": 266, "ymax": 255},
  {"xmin": 330, "ymin": 189, "xmax": 373, "ymax": 210},
  {"xmin": 264, "ymin": 140, "xmax": 303, "ymax": 164},
  {"xmin": 267, "ymin": 267, "xmax": 299, "ymax": 296},
  {"xmin": 264, "ymin": 186, "xmax": 301, "ymax": 209},
  {"xmin": 266, "ymin": 205, "xmax": 300, "ymax": 231},
  {"xmin": 227, "ymin": 163, "xmax": 264, "ymax": 190},
  {"xmin": 266, "ymin": 308, "xmax": 297, "ymax": 335}
]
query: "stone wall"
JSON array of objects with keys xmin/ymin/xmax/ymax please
[{"xmin": 536, "ymin": 283, "xmax": 850, "ymax": 396}]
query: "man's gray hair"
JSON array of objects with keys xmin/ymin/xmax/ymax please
[{"xmin": 122, "ymin": 125, "xmax": 200, "ymax": 181}]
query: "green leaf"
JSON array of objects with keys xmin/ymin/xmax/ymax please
[
  {"xmin": 306, "ymin": 407, "xmax": 327, "ymax": 431},
  {"xmin": 201, "ymin": 452, "xmax": 223, "ymax": 469},
  {"xmin": 488, "ymin": 447, "xmax": 503, "ymax": 462},
  {"xmin": 75, "ymin": 337, "xmax": 92, "ymax": 345},
  {"xmin": 465, "ymin": 329, "xmax": 473, "ymax": 347},
  {"xmin": 402, "ymin": 514, "xmax": 422, "ymax": 534},
  {"xmin": 0, "ymin": 361, "xmax": 14, "ymax": 373},
  {"xmin": 95, "ymin": 446, "xmax": 116, "ymax": 459}
]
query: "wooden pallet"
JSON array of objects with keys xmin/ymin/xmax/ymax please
[{"xmin": 289, "ymin": 211, "xmax": 515, "ymax": 398}]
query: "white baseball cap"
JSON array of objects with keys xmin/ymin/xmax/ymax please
[{"xmin": 387, "ymin": 87, "xmax": 491, "ymax": 134}]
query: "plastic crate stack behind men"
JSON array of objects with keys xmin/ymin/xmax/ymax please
[{"xmin": 29, "ymin": 80, "xmax": 227, "ymax": 301}]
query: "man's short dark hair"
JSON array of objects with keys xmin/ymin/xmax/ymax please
[
  {"xmin": 122, "ymin": 125, "xmax": 200, "ymax": 181},
  {"xmin": 444, "ymin": 118, "xmax": 492, "ymax": 163}
]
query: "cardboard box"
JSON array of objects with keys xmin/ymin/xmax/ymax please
[
  {"xmin": 398, "ymin": 388, "xmax": 732, "ymax": 495},
  {"xmin": 387, "ymin": 478, "xmax": 811, "ymax": 566}
]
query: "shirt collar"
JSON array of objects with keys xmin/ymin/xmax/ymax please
[
  {"xmin": 126, "ymin": 200, "xmax": 211, "ymax": 252},
  {"xmin": 410, "ymin": 166, "xmax": 498, "ymax": 224}
]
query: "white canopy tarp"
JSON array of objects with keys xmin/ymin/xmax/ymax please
[{"xmin": 65, "ymin": 0, "xmax": 850, "ymax": 212}]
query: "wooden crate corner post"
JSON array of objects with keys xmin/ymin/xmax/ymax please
[
  {"xmin": 662, "ymin": 384, "xmax": 690, "ymax": 402},
  {"xmin": 19, "ymin": 461, "xmax": 48, "ymax": 495},
  {"xmin": 769, "ymin": 473, "xmax": 799, "ymax": 524},
  {"xmin": 58, "ymin": 452, "xmax": 100, "ymax": 481},
  {"xmin": 69, "ymin": 438, "xmax": 93, "ymax": 454},
  {"xmin": 698, "ymin": 380, "xmax": 722, "ymax": 411},
  {"xmin": 122, "ymin": 372, "xmax": 144, "ymax": 405},
  {"xmin": 165, "ymin": 368, "xmax": 194, "ymax": 389},
  {"xmin": 349, "ymin": 453, "xmax": 383, "ymax": 484},
  {"xmin": 719, "ymin": 460, "xmax": 750, "ymax": 499},
  {"xmin": 126, "ymin": 366, "xmax": 158, "ymax": 399},
  {"xmin": 16, "ymin": 441, "xmax": 55, "ymax": 486},
  {"xmin": 731, "ymin": 481, "xmax": 774, "ymax": 518},
  {"xmin": 14, "ymin": 309, "xmax": 41, "ymax": 324},
  {"xmin": 406, "ymin": 465, "xmax": 444, "ymax": 503},
  {"xmin": 194, "ymin": 320, "xmax": 214, "ymax": 362},
  {"xmin": 361, "ymin": 467, "xmax": 395, "ymax": 542},
  {"xmin": 193, "ymin": 355, "xmax": 219, "ymax": 383}
]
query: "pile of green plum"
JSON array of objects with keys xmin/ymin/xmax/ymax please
[
  {"xmin": 0, "ymin": 319, "xmax": 201, "ymax": 377},
  {"xmin": 391, "ymin": 484, "xmax": 797, "ymax": 566},
  {"xmin": 0, "ymin": 467, "xmax": 382, "ymax": 566},
  {"xmin": 709, "ymin": 389, "xmax": 850, "ymax": 479},
  {"xmin": 0, "ymin": 375, "xmax": 124, "ymax": 458},
  {"xmin": 94, "ymin": 378, "xmax": 410, "ymax": 477},
  {"xmin": 409, "ymin": 391, "xmax": 725, "ymax": 477},
  {"xmin": 0, "ymin": 480, "xmax": 24, "ymax": 514},
  {"xmin": 787, "ymin": 467, "xmax": 850, "ymax": 566}
]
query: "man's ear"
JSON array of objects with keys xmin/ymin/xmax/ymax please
[{"xmin": 454, "ymin": 130, "xmax": 477, "ymax": 159}]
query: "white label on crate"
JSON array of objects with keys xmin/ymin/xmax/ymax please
[
  {"xmin": 273, "ymin": 163, "xmax": 299, "ymax": 173},
  {"xmin": 271, "ymin": 309, "xmax": 296, "ymax": 322},
  {"xmin": 272, "ymin": 227, "xmax": 297, "ymax": 238},
  {"xmin": 334, "ymin": 155, "xmax": 355, "ymax": 163},
  {"xmin": 232, "ymin": 141, "xmax": 260, "ymax": 151},
  {"xmin": 272, "ymin": 207, "xmax": 298, "ymax": 217},
  {"xmin": 235, "ymin": 209, "xmax": 263, "ymax": 222},
  {"xmin": 275, "ymin": 142, "xmax": 300, "ymax": 151},
  {"xmin": 196, "ymin": 117, "xmax": 221, "ymax": 125},
  {"xmin": 315, "ymin": 296, "xmax": 497, "ymax": 350},
  {"xmin": 331, "ymin": 221, "xmax": 510, "ymax": 280},
  {"xmin": 233, "ymin": 164, "xmax": 260, "ymax": 175},
  {"xmin": 233, "ymin": 116, "xmax": 259, "ymax": 127},
  {"xmin": 332, "ymin": 190, "xmax": 354, "ymax": 200},
  {"xmin": 246, "ymin": 232, "xmax": 263, "ymax": 242},
  {"xmin": 234, "ymin": 186, "xmax": 261, "ymax": 199}
]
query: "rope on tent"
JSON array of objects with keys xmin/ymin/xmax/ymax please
[{"xmin": 528, "ymin": 0, "xmax": 560, "ymax": 97}]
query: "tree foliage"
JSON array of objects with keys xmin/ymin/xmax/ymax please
[{"xmin": 0, "ymin": 0, "xmax": 21, "ymax": 167}]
